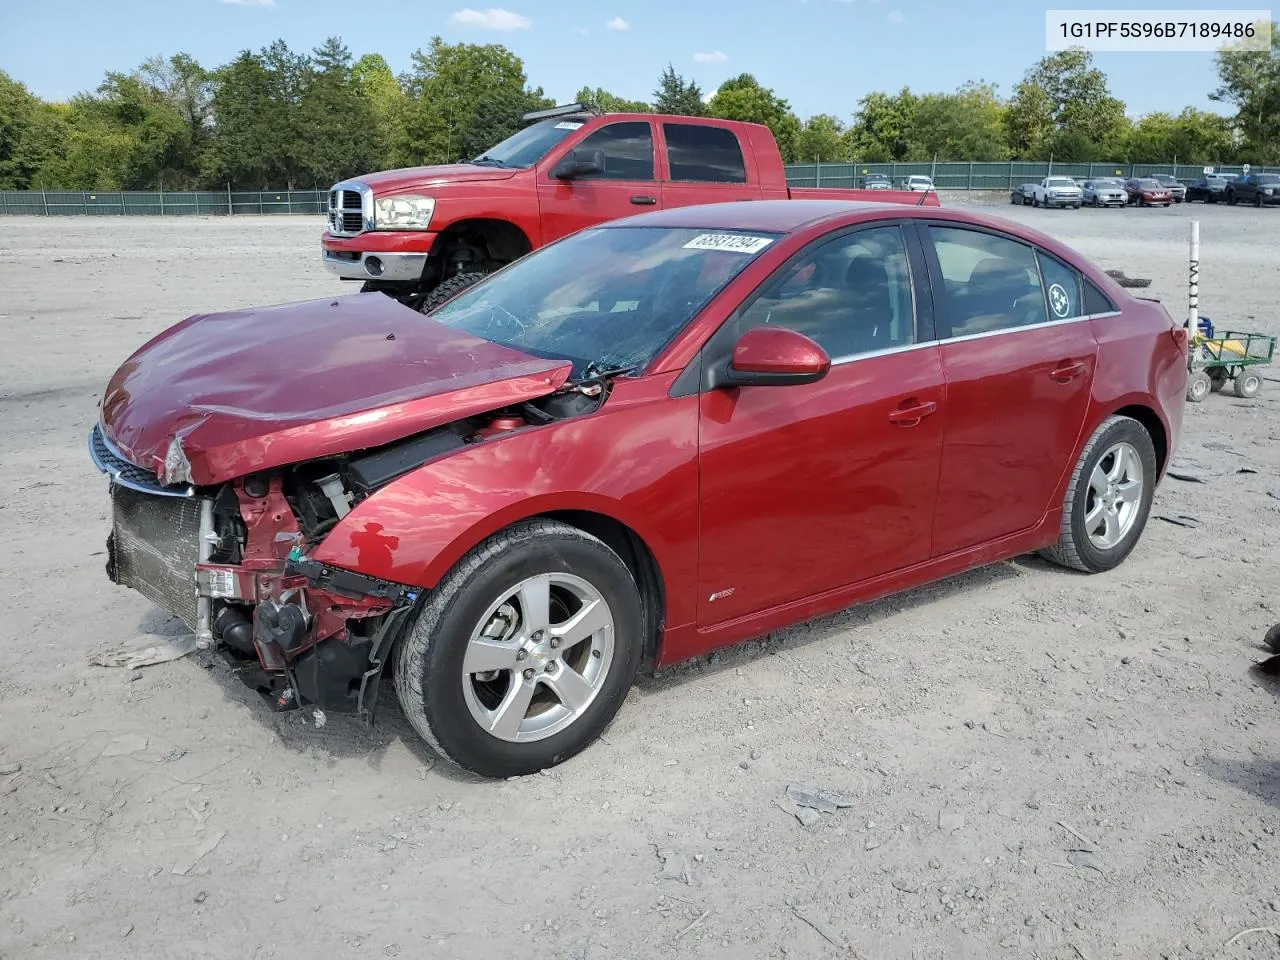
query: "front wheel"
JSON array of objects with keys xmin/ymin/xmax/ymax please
[
  {"xmin": 1040, "ymin": 416, "xmax": 1157, "ymax": 574},
  {"xmin": 414, "ymin": 270, "xmax": 489, "ymax": 314},
  {"xmin": 1228, "ymin": 192, "xmax": 1237, "ymax": 205},
  {"xmin": 1234, "ymin": 371, "xmax": 1262, "ymax": 398},
  {"xmin": 1187, "ymin": 370, "xmax": 1212, "ymax": 402},
  {"xmin": 1210, "ymin": 369, "xmax": 1229, "ymax": 393},
  {"xmin": 394, "ymin": 519, "xmax": 644, "ymax": 778}
]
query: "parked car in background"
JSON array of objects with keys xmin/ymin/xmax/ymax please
[
  {"xmin": 322, "ymin": 104, "xmax": 938, "ymax": 309},
  {"xmin": 1031, "ymin": 176, "xmax": 1084, "ymax": 208},
  {"xmin": 862, "ymin": 173, "xmax": 892, "ymax": 190},
  {"xmin": 1082, "ymin": 178, "xmax": 1128, "ymax": 207},
  {"xmin": 90, "ymin": 199, "xmax": 1187, "ymax": 777},
  {"xmin": 904, "ymin": 175, "xmax": 935, "ymax": 192},
  {"xmin": 1150, "ymin": 174, "xmax": 1187, "ymax": 203},
  {"xmin": 1124, "ymin": 178, "xmax": 1173, "ymax": 207},
  {"xmin": 1010, "ymin": 183, "xmax": 1036, "ymax": 205},
  {"xmin": 1225, "ymin": 173, "xmax": 1280, "ymax": 206},
  {"xmin": 1186, "ymin": 176, "xmax": 1229, "ymax": 203}
]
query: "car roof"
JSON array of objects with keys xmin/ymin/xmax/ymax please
[{"xmin": 598, "ymin": 199, "xmax": 923, "ymax": 233}]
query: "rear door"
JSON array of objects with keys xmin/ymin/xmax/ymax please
[
  {"xmin": 659, "ymin": 122, "xmax": 764, "ymax": 210},
  {"xmin": 537, "ymin": 120, "xmax": 662, "ymax": 243},
  {"xmin": 919, "ymin": 223, "xmax": 1100, "ymax": 558}
]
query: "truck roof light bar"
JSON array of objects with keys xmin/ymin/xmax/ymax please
[{"xmin": 521, "ymin": 103, "xmax": 602, "ymax": 124}]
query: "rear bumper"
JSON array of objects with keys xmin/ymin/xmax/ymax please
[{"xmin": 321, "ymin": 231, "xmax": 437, "ymax": 283}]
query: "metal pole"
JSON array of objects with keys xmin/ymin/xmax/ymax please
[
  {"xmin": 41, "ymin": 188, "xmax": 48, "ymax": 216},
  {"xmin": 816, "ymin": 157, "xmax": 821, "ymax": 188},
  {"xmin": 1188, "ymin": 219, "xmax": 1199, "ymax": 335},
  {"xmin": 227, "ymin": 182, "xmax": 233, "ymax": 216},
  {"xmin": 159, "ymin": 188, "xmax": 164, "ymax": 216}
]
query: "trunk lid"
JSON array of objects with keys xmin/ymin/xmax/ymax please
[{"xmin": 101, "ymin": 293, "xmax": 570, "ymax": 486}]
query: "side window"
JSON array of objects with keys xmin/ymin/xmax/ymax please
[
  {"xmin": 928, "ymin": 226, "xmax": 1046, "ymax": 337},
  {"xmin": 574, "ymin": 122, "xmax": 654, "ymax": 181},
  {"xmin": 1083, "ymin": 279, "xmax": 1115, "ymax": 315},
  {"xmin": 662, "ymin": 123, "xmax": 747, "ymax": 184},
  {"xmin": 1035, "ymin": 251, "xmax": 1084, "ymax": 320},
  {"xmin": 733, "ymin": 225, "xmax": 916, "ymax": 359}
]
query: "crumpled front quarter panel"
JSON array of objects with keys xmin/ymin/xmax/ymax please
[{"xmin": 309, "ymin": 377, "xmax": 700, "ymax": 630}]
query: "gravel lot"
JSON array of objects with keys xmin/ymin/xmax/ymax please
[{"xmin": 2, "ymin": 203, "xmax": 1279, "ymax": 960}]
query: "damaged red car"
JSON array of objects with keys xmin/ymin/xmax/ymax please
[{"xmin": 91, "ymin": 200, "xmax": 1188, "ymax": 777}]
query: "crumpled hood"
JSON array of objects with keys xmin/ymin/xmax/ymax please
[
  {"xmin": 100, "ymin": 293, "xmax": 570, "ymax": 486},
  {"xmin": 357, "ymin": 163, "xmax": 520, "ymax": 192}
]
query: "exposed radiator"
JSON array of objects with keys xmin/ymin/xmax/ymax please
[{"xmin": 108, "ymin": 485, "xmax": 206, "ymax": 630}]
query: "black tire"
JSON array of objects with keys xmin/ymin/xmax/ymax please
[
  {"xmin": 1033, "ymin": 196, "xmax": 1041, "ymax": 208},
  {"xmin": 393, "ymin": 519, "xmax": 644, "ymax": 778},
  {"xmin": 1209, "ymin": 369, "xmax": 1229, "ymax": 393},
  {"xmin": 1187, "ymin": 370, "xmax": 1212, "ymax": 402},
  {"xmin": 415, "ymin": 271, "xmax": 489, "ymax": 314},
  {"xmin": 1040, "ymin": 415, "xmax": 1158, "ymax": 574},
  {"xmin": 1228, "ymin": 192, "xmax": 1237, "ymax": 205},
  {"xmin": 1254, "ymin": 193, "xmax": 1264, "ymax": 208},
  {"xmin": 1234, "ymin": 371, "xmax": 1262, "ymax": 398}
]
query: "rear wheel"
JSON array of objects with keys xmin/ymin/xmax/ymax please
[
  {"xmin": 1254, "ymin": 193, "xmax": 1264, "ymax": 208},
  {"xmin": 1040, "ymin": 416, "xmax": 1157, "ymax": 574},
  {"xmin": 1228, "ymin": 191, "xmax": 1237, "ymax": 205},
  {"xmin": 1234, "ymin": 371, "xmax": 1262, "ymax": 398},
  {"xmin": 1187, "ymin": 370, "xmax": 1212, "ymax": 402},
  {"xmin": 394, "ymin": 519, "xmax": 644, "ymax": 778},
  {"xmin": 1209, "ymin": 369, "xmax": 1229, "ymax": 393}
]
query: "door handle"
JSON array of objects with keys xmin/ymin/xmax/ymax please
[
  {"xmin": 630, "ymin": 195, "xmax": 657, "ymax": 205},
  {"xmin": 1049, "ymin": 361, "xmax": 1086, "ymax": 382},
  {"xmin": 888, "ymin": 400, "xmax": 938, "ymax": 426}
]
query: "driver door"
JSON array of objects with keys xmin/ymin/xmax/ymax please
[
  {"xmin": 537, "ymin": 120, "xmax": 663, "ymax": 243},
  {"xmin": 694, "ymin": 224, "xmax": 946, "ymax": 627}
]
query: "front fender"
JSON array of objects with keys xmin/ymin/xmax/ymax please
[{"xmin": 309, "ymin": 379, "xmax": 701, "ymax": 628}]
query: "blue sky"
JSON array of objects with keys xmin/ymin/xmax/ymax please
[{"xmin": 1, "ymin": 0, "xmax": 1232, "ymax": 121}]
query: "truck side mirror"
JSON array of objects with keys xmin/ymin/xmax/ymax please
[{"xmin": 552, "ymin": 148, "xmax": 605, "ymax": 180}]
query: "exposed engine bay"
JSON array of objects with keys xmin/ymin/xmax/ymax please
[{"xmin": 97, "ymin": 376, "xmax": 614, "ymax": 720}]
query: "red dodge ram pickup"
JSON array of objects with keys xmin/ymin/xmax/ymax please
[{"xmin": 322, "ymin": 104, "xmax": 939, "ymax": 308}]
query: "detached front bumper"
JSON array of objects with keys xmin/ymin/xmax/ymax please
[{"xmin": 321, "ymin": 230, "xmax": 437, "ymax": 283}]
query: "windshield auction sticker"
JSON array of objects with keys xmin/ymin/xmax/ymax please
[{"xmin": 683, "ymin": 234, "xmax": 775, "ymax": 254}]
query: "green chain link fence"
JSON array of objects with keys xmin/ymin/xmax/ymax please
[{"xmin": 1, "ymin": 163, "xmax": 1276, "ymax": 215}]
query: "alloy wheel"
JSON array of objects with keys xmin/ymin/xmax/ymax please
[{"xmin": 1084, "ymin": 442, "xmax": 1144, "ymax": 550}]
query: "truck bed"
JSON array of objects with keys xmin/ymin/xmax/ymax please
[{"xmin": 787, "ymin": 186, "xmax": 941, "ymax": 207}]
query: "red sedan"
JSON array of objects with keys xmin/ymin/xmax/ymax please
[
  {"xmin": 91, "ymin": 200, "xmax": 1188, "ymax": 777},
  {"xmin": 1124, "ymin": 178, "xmax": 1174, "ymax": 207}
]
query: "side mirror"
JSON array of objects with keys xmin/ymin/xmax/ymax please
[
  {"xmin": 552, "ymin": 148, "xmax": 605, "ymax": 180},
  {"xmin": 722, "ymin": 327, "xmax": 830, "ymax": 387}
]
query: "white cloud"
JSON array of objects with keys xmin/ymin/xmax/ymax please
[
  {"xmin": 606, "ymin": 16, "xmax": 630, "ymax": 30},
  {"xmin": 449, "ymin": 7, "xmax": 533, "ymax": 30},
  {"xmin": 887, "ymin": 9, "xmax": 905, "ymax": 24},
  {"xmin": 693, "ymin": 50, "xmax": 729, "ymax": 63},
  {"xmin": 219, "ymin": 0, "xmax": 275, "ymax": 6},
  {"xmin": 702, "ymin": 88, "xmax": 717, "ymax": 104}
]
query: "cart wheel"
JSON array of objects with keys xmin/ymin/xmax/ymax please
[
  {"xmin": 1267, "ymin": 623, "xmax": 1280, "ymax": 654},
  {"xmin": 1209, "ymin": 369, "xmax": 1229, "ymax": 393},
  {"xmin": 1233, "ymin": 371, "xmax": 1262, "ymax": 399},
  {"xmin": 1186, "ymin": 371, "xmax": 1212, "ymax": 403}
]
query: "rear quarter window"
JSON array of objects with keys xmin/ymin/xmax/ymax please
[{"xmin": 662, "ymin": 124, "xmax": 748, "ymax": 184}]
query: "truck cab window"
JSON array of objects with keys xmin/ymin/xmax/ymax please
[
  {"xmin": 663, "ymin": 124, "xmax": 747, "ymax": 184},
  {"xmin": 574, "ymin": 122, "xmax": 655, "ymax": 181}
]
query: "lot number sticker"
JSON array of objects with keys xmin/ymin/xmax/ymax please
[
  {"xmin": 555, "ymin": 121, "xmax": 584, "ymax": 129},
  {"xmin": 683, "ymin": 234, "xmax": 774, "ymax": 254}
]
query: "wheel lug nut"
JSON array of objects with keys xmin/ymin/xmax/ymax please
[
  {"xmin": 516, "ymin": 650, "xmax": 527, "ymax": 661},
  {"xmin": 532, "ymin": 630, "xmax": 545, "ymax": 641},
  {"xmin": 549, "ymin": 637, "xmax": 560, "ymax": 648},
  {"xmin": 523, "ymin": 668, "xmax": 535, "ymax": 680}
]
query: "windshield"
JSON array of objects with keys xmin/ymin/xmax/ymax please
[
  {"xmin": 1153, "ymin": 175, "xmax": 1176, "ymax": 183},
  {"xmin": 472, "ymin": 118, "xmax": 585, "ymax": 169},
  {"xmin": 1258, "ymin": 174, "xmax": 1280, "ymax": 184},
  {"xmin": 1095, "ymin": 179, "xmax": 1122, "ymax": 186},
  {"xmin": 1138, "ymin": 179, "xmax": 1162, "ymax": 188},
  {"xmin": 1046, "ymin": 178, "xmax": 1077, "ymax": 187},
  {"xmin": 427, "ymin": 226, "xmax": 778, "ymax": 377}
]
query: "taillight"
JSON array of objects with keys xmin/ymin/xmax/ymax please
[{"xmin": 1170, "ymin": 325, "xmax": 1188, "ymax": 350}]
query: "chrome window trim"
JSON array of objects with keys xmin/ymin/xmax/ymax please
[{"xmin": 825, "ymin": 311, "xmax": 1121, "ymax": 366}]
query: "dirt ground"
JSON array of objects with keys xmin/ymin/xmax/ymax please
[{"xmin": 2, "ymin": 203, "xmax": 1280, "ymax": 960}]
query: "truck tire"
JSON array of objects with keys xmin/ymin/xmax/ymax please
[{"xmin": 415, "ymin": 271, "xmax": 489, "ymax": 315}]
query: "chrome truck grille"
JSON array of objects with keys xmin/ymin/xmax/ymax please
[
  {"xmin": 327, "ymin": 181, "xmax": 372, "ymax": 237},
  {"xmin": 107, "ymin": 485, "xmax": 206, "ymax": 631}
]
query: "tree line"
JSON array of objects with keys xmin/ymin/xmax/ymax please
[{"xmin": 1, "ymin": 27, "xmax": 1277, "ymax": 192}]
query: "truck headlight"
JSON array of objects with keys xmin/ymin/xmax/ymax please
[{"xmin": 374, "ymin": 195, "xmax": 435, "ymax": 230}]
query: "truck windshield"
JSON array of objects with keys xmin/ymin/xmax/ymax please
[
  {"xmin": 472, "ymin": 118, "xmax": 585, "ymax": 169},
  {"xmin": 427, "ymin": 226, "xmax": 778, "ymax": 378},
  {"xmin": 1047, "ymin": 178, "xmax": 1076, "ymax": 187}
]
